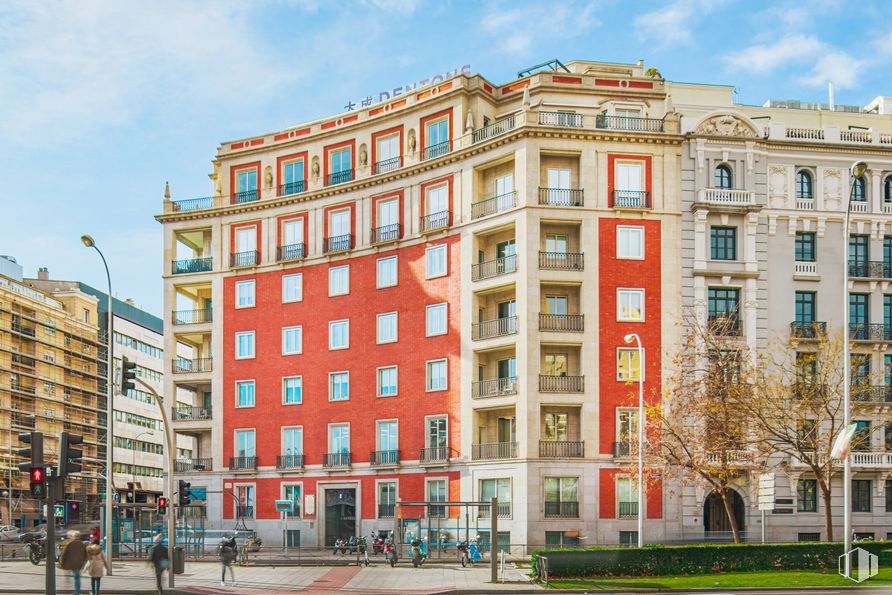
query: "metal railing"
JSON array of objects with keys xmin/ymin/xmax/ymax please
[
  {"xmin": 471, "ymin": 442, "xmax": 517, "ymax": 460},
  {"xmin": 614, "ymin": 442, "xmax": 634, "ymax": 457},
  {"xmin": 790, "ymin": 321, "xmax": 826, "ymax": 339},
  {"xmin": 322, "ymin": 452, "xmax": 351, "ymax": 468},
  {"xmin": 276, "ymin": 454, "xmax": 305, "ymax": 469},
  {"xmin": 175, "ymin": 458, "xmax": 212, "ymax": 472},
  {"xmin": 237, "ymin": 505, "xmax": 254, "ymax": 518},
  {"xmin": 613, "ymin": 190, "xmax": 651, "ymax": 209},
  {"xmin": 230, "ymin": 250, "xmax": 259, "ymax": 267},
  {"xmin": 278, "ymin": 180, "xmax": 306, "ymax": 196},
  {"xmin": 326, "ymin": 170, "xmax": 353, "ymax": 186},
  {"xmin": 420, "ymin": 446, "xmax": 450, "ymax": 464},
  {"xmin": 10, "ymin": 382, "xmax": 36, "ymax": 395},
  {"xmin": 852, "ymin": 386, "xmax": 892, "ymax": 404},
  {"xmin": 373, "ymin": 156, "xmax": 403, "ymax": 174},
  {"xmin": 849, "ymin": 261, "xmax": 892, "ymax": 279},
  {"xmin": 596, "ymin": 114, "xmax": 664, "ymax": 132},
  {"xmin": 323, "ymin": 234, "xmax": 354, "ymax": 253},
  {"xmin": 173, "ymin": 357, "xmax": 213, "ymax": 374},
  {"xmin": 538, "ymin": 251, "xmax": 583, "ymax": 270},
  {"xmin": 231, "ymin": 189, "xmax": 259, "ymax": 204},
  {"xmin": 422, "ymin": 141, "xmax": 451, "ymax": 160},
  {"xmin": 539, "ymin": 375, "xmax": 584, "ymax": 392},
  {"xmin": 471, "ymin": 377, "xmax": 519, "ymax": 399},
  {"xmin": 277, "ymin": 243, "xmax": 306, "ymax": 261},
  {"xmin": 478, "ymin": 502, "xmax": 512, "ymax": 518},
  {"xmin": 539, "ymin": 313, "xmax": 584, "ymax": 332},
  {"xmin": 471, "ymin": 191, "xmax": 517, "ymax": 219},
  {"xmin": 10, "ymin": 322, "xmax": 36, "ymax": 337},
  {"xmin": 173, "ymin": 406, "xmax": 212, "ymax": 421},
  {"xmin": 473, "ymin": 115, "xmax": 517, "ymax": 142},
  {"xmin": 544, "ymin": 501, "xmax": 579, "ymax": 518},
  {"xmin": 172, "ymin": 197, "xmax": 214, "ymax": 212},
  {"xmin": 370, "ymin": 223, "xmax": 402, "ymax": 244},
  {"xmin": 539, "ymin": 441, "xmax": 584, "ymax": 458},
  {"xmin": 618, "ymin": 501, "xmax": 639, "ymax": 518},
  {"xmin": 172, "ymin": 257, "xmax": 212, "ymax": 275},
  {"xmin": 538, "ymin": 111, "xmax": 583, "ymax": 128},
  {"xmin": 420, "ymin": 210, "xmax": 451, "ymax": 232},
  {"xmin": 378, "ymin": 503, "xmax": 396, "ymax": 518},
  {"xmin": 538, "ymin": 187, "xmax": 583, "ymax": 207},
  {"xmin": 173, "ymin": 309, "xmax": 212, "ymax": 325},
  {"xmin": 229, "ymin": 456, "xmax": 257, "ymax": 471},
  {"xmin": 849, "ymin": 322, "xmax": 890, "ymax": 341},
  {"xmin": 472, "ymin": 316, "xmax": 517, "ymax": 340},
  {"xmin": 471, "ymin": 254, "xmax": 517, "ymax": 281},
  {"xmin": 370, "ymin": 450, "xmax": 400, "ymax": 466}
]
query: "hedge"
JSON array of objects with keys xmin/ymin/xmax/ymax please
[{"xmin": 530, "ymin": 541, "xmax": 892, "ymax": 578}]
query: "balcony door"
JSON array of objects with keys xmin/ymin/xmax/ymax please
[
  {"xmin": 495, "ymin": 174, "xmax": 514, "ymax": 208},
  {"xmin": 237, "ymin": 485, "xmax": 255, "ymax": 518},
  {"xmin": 427, "ymin": 417, "xmax": 447, "ymax": 449},
  {"xmin": 330, "ymin": 148, "xmax": 351, "ymax": 175},
  {"xmin": 543, "ymin": 412, "xmax": 568, "ymax": 441},
  {"xmin": 236, "ymin": 430, "xmax": 255, "ymax": 459},
  {"xmin": 497, "ymin": 416, "xmax": 516, "ymax": 443},
  {"xmin": 377, "ymin": 420, "xmax": 398, "ymax": 452},
  {"xmin": 329, "ymin": 424, "xmax": 350, "ymax": 455},
  {"xmin": 497, "ymin": 299, "xmax": 516, "ymax": 320},
  {"xmin": 545, "ymin": 234, "xmax": 568, "ymax": 255},
  {"xmin": 426, "ymin": 185, "xmax": 448, "ymax": 216},
  {"xmin": 795, "ymin": 291, "xmax": 816, "ymax": 324},
  {"xmin": 616, "ymin": 162, "xmax": 642, "ymax": 192},
  {"xmin": 283, "ymin": 219, "xmax": 303, "ymax": 248},
  {"xmin": 237, "ymin": 169, "xmax": 257, "ymax": 196},
  {"xmin": 547, "ymin": 168, "xmax": 570, "ymax": 190},
  {"xmin": 497, "ymin": 357, "xmax": 516, "ymax": 381},
  {"xmin": 283, "ymin": 161, "xmax": 304, "ymax": 192},
  {"xmin": 283, "ymin": 427, "xmax": 303, "ymax": 456},
  {"xmin": 617, "ymin": 409, "xmax": 638, "ymax": 452},
  {"xmin": 543, "ymin": 353, "xmax": 568, "ymax": 376},
  {"xmin": 426, "ymin": 118, "xmax": 449, "ymax": 149},
  {"xmin": 330, "ymin": 209, "xmax": 351, "ymax": 238},
  {"xmin": 376, "ymin": 198, "xmax": 399, "ymax": 229},
  {"xmin": 377, "ymin": 134, "xmax": 399, "ymax": 166},
  {"xmin": 545, "ymin": 295, "xmax": 568, "ymax": 316},
  {"xmin": 236, "ymin": 227, "xmax": 256, "ymax": 254}
]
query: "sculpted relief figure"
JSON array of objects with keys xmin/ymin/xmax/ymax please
[
  {"xmin": 311, "ymin": 156, "xmax": 320, "ymax": 182},
  {"xmin": 696, "ymin": 114, "xmax": 757, "ymax": 138}
]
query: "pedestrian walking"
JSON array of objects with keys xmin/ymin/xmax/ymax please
[
  {"xmin": 59, "ymin": 530, "xmax": 87, "ymax": 595},
  {"xmin": 219, "ymin": 534, "xmax": 237, "ymax": 586},
  {"xmin": 149, "ymin": 533, "xmax": 169, "ymax": 594},
  {"xmin": 86, "ymin": 536, "xmax": 108, "ymax": 595}
]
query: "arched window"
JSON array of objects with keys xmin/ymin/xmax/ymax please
[
  {"xmin": 852, "ymin": 176, "xmax": 867, "ymax": 201},
  {"xmin": 715, "ymin": 164, "xmax": 733, "ymax": 189},
  {"xmin": 885, "ymin": 176, "xmax": 892, "ymax": 204},
  {"xmin": 796, "ymin": 170, "xmax": 813, "ymax": 200}
]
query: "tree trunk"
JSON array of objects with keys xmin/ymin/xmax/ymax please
[
  {"xmin": 817, "ymin": 476, "xmax": 834, "ymax": 542},
  {"xmin": 720, "ymin": 488, "xmax": 741, "ymax": 544}
]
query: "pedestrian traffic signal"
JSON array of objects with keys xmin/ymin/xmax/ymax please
[
  {"xmin": 178, "ymin": 480, "xmax": 191, "ymax": 506},
  {"xmin": 16, "ymin": 431, "xmax": 44, "ymax": 471},
  {"xmin": 59, "ymin": 432, "xmax": 84, "ymax": 478},
  {"xmin": 120, "ymin": 356, "xmax": 137, "ymax": 394},
  {"xmin": 158, "ymin": 497, "xmax": 168, "ymax": 514},
  {"xmin": 29, "ymin": 467, "xmax": 46, "ymax": 498}
]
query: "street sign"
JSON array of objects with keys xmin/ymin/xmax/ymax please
[
  {"xmin": 758, "ymin": 472, "xmax": 775, "ymax": 511},
  {"xmin": 53, "ymin": 504, "xmax": 64, "ymax": 518},
  {"xmin": 274, "ymin": 500, "xmax": 293, "ymax": 513}
]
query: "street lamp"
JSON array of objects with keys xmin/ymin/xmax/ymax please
[
  {"xmin": 81, "ymin": 234, "xmax": 115, "ymax": 573},
  {"xmin": 623, "ymin": 333, "xmax": 645, "ymax": 548},
  {"xmin": 842, "ymin": 161, "xmax": 868, "ymax": 575}
]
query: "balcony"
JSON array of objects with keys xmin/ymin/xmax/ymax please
[
  {"xmin": 538, "ymin": 187, "xmax": 583, "ymax": 207},
  {"xmin": 472, "ymin": 317, "xmax": 517, "ymax": 340},
  {"xmin": 706, "ymin": 450, "xmax": 755, "ymax": 465},
  {"xmin": 231, "ymin": 250, "xmax": 259, "ymax": 268},
  {"xmin": 852, "ymin": 386, "xmax": 892, "ymax": 404},
  {"xmin": 539, "ymin": 375, "xmax": 584, "ymax": 393},
  {"xmin": 539, "ymin": 251, "xmax": 584, "ymax": 270},
  {"xmin": 478, "ymin": 502, "xmax": 512, "ymax": 518},
  {"xmin": 612, "ymin": 190, "xmax": 651, "ymax": 209},
  {"xmin": 596, "ymin": 114, "xmax": 664, "ymax": 132},
  {"xmin": 326, "ymin": 170, "xmax": 354, "ymax": 186},
  {"xmin": 370, "ymin": 450, "xmax": 400, "ymax": 467},
  {"xmin": 708, "ymin": 314, "xmax": 741, "ymax": 337},
  {"xmin": 849, "ymin": 323, "xmax": 891, "ymax": 342},
  {"xmin": 10, "ymin": 382, "xmax": 36, "ymax": 395},
  {"xmin": 10, "ymin": 322, "xmax": 36, "ymax": 337},
  {"xmin": 173, "ymin": 406, "xmax": 211, "ymax": 421},
  {"xmin": 849, "ymin": 261, "xmax": 892, "ymax": 279},
  {"xmin": 278, "ymin": 180, "xmax": 306, "ymax": 197},
  {"xmin": 422, "ymin": 141, "xmax": 451, "ymax": 160},
  {"xmin": 613, "ymin": 442, "xmax": 633, "ymax": 458},
  {"xmin": 277, "ymin": 243, "xmax": 306, "ymax": 261},
  {"xmin": 538, "ymin": 111, "xmax": 583, "ymax": 128},
  {"xmin": 323, "ymin": 234, "xmax": 354, "ymax": 254},
  {"xmin": 173, "ymin": 308, "xmax": 212, "ymax": 325},
  {"xmin": 172, "ymin": 257, "xmax": 212, "ymax": 275},
  {"xmin": 173, "ymin": 357, "xmax": 213, "ymax": 374},
  {"xmin": 471, "ymin": 442, "xmax": 517, "ymax": 461},
  {"xmin": 370, "ymin": 223, "xmax": 402, "ymax": 245},
  {"xmin": 276, "ymin": 454, "xmax": 305, "ymax": 470},
  {"xmin": 472, "ymin": 377, "xmax": 519, "ymax": 399},
  {"xmin": 378, "ymin": 503, "xmax": 396, "ymax": 518},
  {"xmin": 471, "ymin": 191, "xmax": 517, "ymax": 219},
  {"xmin": 618, "ymin": 501, "xmax": 639, "ymax": 518},
  {"xmin": 175, "ymin": 458, "xmax": 212, "ymax": 472},
  {"xmin": 794, "ymin": 262, "xmax": 817, "ymax": 276},
  {"xmin": 171, "ymin": 197, "xmax": 214, "ymax": 212},
  {"xmin": 544, "ymin": 501, "xmax": 579, "ymax": 518},
  {"xmin": 697, "ymin": 188, "xmax": 756, "ymax": 207},
  {"xmin": 539, "ymin": 313, "xmax": 584, "ymax": 332},
  {"xmin": 790, "ymin": 321, "xmax": 827, "ymax": 339},
  {"xmin": 420, "ymin": 446, "xmax": 450, "ymax": 465},
  {"xmin": 232, "ymin": 189, "xmax": 259, "ymax": 204},
  {"xmin": 420, "ymin": 210, "xmax": 451, "ymax": 232},
  {"xmin": 473, "ymin": 115, "xmax": 517, "ymax": 143},
  {"xmin": 539, "ymin": 440, "xmax": 584, "ymax": 458},
  {"xmin": 229, "ymin": 456, "xmax": 257, "ymax": 471},
  {"xmin": 373, "ymin": 156, "xmax": 403, "ymax": 175},
  {"xmin": 472, "ymin": 255, "xmax": 517, "ymax": 281},
  {"xmin": 797, "ymin": 198, "xmax": 816, "ymax": 210},
  {"xmin": 323, "ymin": 452, "xmax": 351, "ymax": 468}
]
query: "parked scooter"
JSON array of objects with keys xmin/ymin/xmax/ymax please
[
  {"xmin": 384, "ymin": 533, "xmax": 398, "ymax": 567},
  {"xmin": 346, "ymin": 535, "xmax": 359, "ymax": 554},
  {"xmin": 332, "ymin": 537, "xmax": 347, "ymax": 555},
  {"xmin": 457, "ymin": 535, "xmax": 482, "ymax": 567},
  {"xmin": 358, "ymin": 536, "xmax": 370, "ymax": 566},
  {"xmin": 371, "ymin": 532, "xmax": 385, "ymax": 555},
  {"xmin": 410, "ymin": 538, "xmax": 427, "ymax": 568}
]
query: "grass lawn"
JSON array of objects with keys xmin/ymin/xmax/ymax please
[{"xmin": 546, "ymin": 566, "xmax": 892, "ymax": 589}]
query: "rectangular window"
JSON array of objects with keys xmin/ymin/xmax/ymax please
[
  {"xmin": 283, "ymin": 427, "xmax": 303, "ymax": 456},
  {"xmin": 798, "ymin": 532, "xmax": 820, "ymax": 542},
  {"xmin": 329, "ymin": 207, "xmax": 351, "ymax": 238},
  {"xmin": 329, "ymin": 423, "xmax": 350, "ymax": 453},
  {"xmin": 710, "ymin": 226, "xmax": 737, "ymax": 261},
  {"xmin": 544, "ymin": 295, "xmax": 567, "ymax": 315},
  {"xmin": 544, "ymin": 477, "xmax": 578, "ymax": 505},
  {"xmin": 850, "ymin": 293, "xmax": 869, "ymax": 339},
  {"xmin": 427, "ymin": 416, "xmax": 448, "ymax": 447},
  {"xmin": 708, "ymin": 288, "xmax": 740, "ymax": 327},
  {"xmin": 545, "ymin": 234, "xmax": 568, "ymax": 254},
  {"xmin": 235, "ymin": 331, "xmax": 255, "ymax": 359},
  {"xmin": 797, "ymin": 479, "xmax": 817, "ymax": 512},
  {"xmin": 282, "ymin": 273, "xmax": 303, "ymax": 303},
  {"xmin": 426, "ymin": 359, "xmax": 448, "ymax": 391},
  {"xmin": 852, "ymin": 419, "xmax": 871, "ymax": 451},
  {"xmin": 330, "ymin": 147, "xmax": 352, "ymax": 176},
  {"xmin": 427, "ymin": 479, "xmax": 447, "ymax": 517},
  {"xmin": 480, "ymin": 478, "xmax": 511, "ymax": 505},
  {"xmin": 617, "ymin": 226, "xmax": 644, "ymax": 259},
  {"xmin": 617, "ymin": 409, "xmax": 639, "ymax": 451},
  {"xmin": 282, "ymin": 326, "xmax": 303, "ymax": 355},
  {"xmin": 617, "ymin": 348, "xmax": 643, "ymax": 381},
  {"xmin": 376, "ymin": 134, "xmax": 400, "ymax": 170},
  {"xmin": 795, "ymin": 232, "xmax": 816, "ymax": 262},
  {"xmin": 377, "ymin": 197, "xmax": 400, "ymax": 227},
  {"xmin": 235, "ymin": 280, "xmax": 255, "ymax": 308},
  {"xmin": 543, "ymin": 413, "xmax": 568, "ymax": 441},
  {"xmin": 237, "ymin": 169, "xmax": 257, "ymax": 194},
  {"xmin": 616, "ymin": 477, "xmax": 638, "ymax": 517},
  {"xmin": 377, "ymin": 256, "xmax": 398, "ymax": 288},
  {"xmin": 236, "ymin": 381, "xmax": 255, "ymax": 407},
  {"xmin": 283, "ymin": 159, "xmax": 304, "ymax": 188},
  {"xmin": 852, "ymin": 479, "xmax": 872, "ymax": 512},
  {"xmin": 426, "ymin": 184, "xmax": 449, "ymax": 216},
  {"xmin": 377, "ymin": 366, "xmax": 398, "ymax": 397},
  {"xmin": 377, "ymin": 420, "xmax": 398, "ymax": 451},
  {"xmin": 235, "ymin": 430, "xmax": 255, "ymax": 458},
  {"xmin": 329, "ymin": 371, "xmax": 350, "ymax": 401},
  {"xmin": 886, "ymin": 480, "xmax": 892, "ymax": 513},
  {"xmin": 283, "ymin": 377, "xmax": 302, "ymax": 405},
  {"xmin": 425, "ymin": 118, "xmax": 449, "ymax": 149},
  {"xmin": 617, "ymin": 289, "xmax": 644, "ymax": 321},
  {"xmin": 616, "ymin": 162, "xmax": 642, "ymax": 192},
  {"xmin": 329, "ymin": 265, "xmax": 350, "ymax": 296},
  {"xmin": 377, "ymin": 312, "xmax": 398, "ymax": 344},
  {"xmin": 329, "ymin": 319, "xmax": 349, "ymax": 350},
  {"xmin": 282, "ymin": 218, "xmax": 304, "ymax": 249},
  {"xmin": 426, "ymin": 244, "xmax": 447, "ymax": 278},
  {"xmin": 235, "ymin": 226, "xmax": 256, "ymax": 254},
  {"xmin": 282, "ymin": 484, "xmax": 301, "ymax": 518},
  {"xmin": 849, "ymin": 234, "xmax": 869, "ymax": 265},
  {"xmin": 426, "ymin": 303, "xmax": 448, "ymax": 336},
  {"xmin": 547, "ymin": 168, "xmax": 571, "ymax": 190},
  {"xmin": 543, "ymin": 353, "xmax": 567, "ymax": 376},
  {"xmin": 378, "ymin": 481, "xmax": 397, "ymax": 517},
  {"xmin": 795, "ymin": 292, "xmax": 817, "ymax": 324}
]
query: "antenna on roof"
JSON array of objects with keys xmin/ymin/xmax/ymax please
[{"xmin": 517, "ymin": 59, "xmax": 569, "ymax": 78}]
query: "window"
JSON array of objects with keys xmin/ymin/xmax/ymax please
[
  {"xmin": 426, "ymin": 244, "xmax": 447, "ymax": 278},
  {"xmin": 282, "ymin": 484, "xmax": 301, "ymax": 518},
  {"xmin": 377, "ymin": 366, "xmax": 398, "ymax": 397},
  {"xmin": 283, "ymin": 377, "xmax": 302, "ymax": 405},
  {"xmin": 281, "ymin": 218, "xmax": 304, "ymax": 252},
  {"xmin": 850, "ymin": 293, "xmax": 869, "ymax": 339},
  {"xmin": 282, "ymin": 273, "xmax": 303, "ymax": 303},
  {"xmin": 852, "ymin": 176, "xmax": 867, "ymax": 201},
  {"xmin": 543, "ymin": 412, "xmax": 567, "ymax": 441},
  {"xmin": 282, "ymin": 159, "xmax": 305, "ymax": 193},
  {"xmin": 616, "ymin": 477, "xmax": 638, "ymax": 517},
  {"xmin": 616, "ymin": 409, "xmax": 639, "ymax": 455},
  {"xmin": 617, "ymin": 348, "xmax": 643, "ymax": 381},
  {"xmin": 378, "ymin": 481, "xmax": 397, "ymax": 518},
  {"xmin": 425, "ymin": 117, "xmax": 449, "ymax": 154},
  {"xmin": 426, "ymin": 359, "xmax": 448, "ymax": 391},
  {"xmin": 707, "ymin": 288, "xmax": 740, "ymax": 327},
  {"xmin": 547, "ymin": 168, "xmax": 570, "ymax": 190},
  {"xmin": 852, "ymin": 419, "xmax": 871, "ymax": 451},
  {"xmin": 795, "ymin": 292, "xmax": 816, "ymax": 324},
  {"xmin": 236, "ymin": 381, "xmax": 255, "ymax": 407},
  {"xmin": 329, "ymin": 319, "xmax": 349, "ymax": 350},
  {"xmin": 235, "ymin": 226, "xmax": 257, "ymax": 255},
  {"xmin": 886, "ymin": 176, "xmax": 892, "ymax": 204},
  {"xmin": 849, "ymin": 234, "xmax": 869, "ymax": 271},
  {"xmin": 710, "ymin": 226, "xmax": 737, "ymax": 261},
  {"xmin": 329, "ymin": 423, "xmax": 350, "ymax": 454},
  {"xmin": 886, "ymin": 480, "xmax": 892, "ymax": 513},
  {"xmin": 852, "ymin": 479, "xmax": 872, "ymax": 512},
  {"xmin": 236, "ymin": 484, "xmax": 255, "ymax": 517},
  {"xmin": 544, "ymin": 477, "xmax": 578, "ymax": 514},
  {"xmin": 714, "ymin": 164, "xmax": 732, "ymax": 189},
  {"xmin": 615, "ymin": 162, "xmax": 642, "ymax": 192},
  {"xmin": 427, "ymin": 479, "xmax": 447, "ymax": 517},
  {"xmin": 544, "ymin": 295, "xmax": 567, "ymax": 315},
  {"xmin": 617, "ymin": 226, "xmax": 644, "ymax": 259},
  {"xmin": 797, "ymin": 479, "xmax": 817, "ymax": 512},
  {"xmin": 329, "ymin": 371, "xmax": 350, "ymax": 401},
  {"xmin": 82, "ymin": 308, "xmax": 89, "ymax": 323},
  {"xmin": 376, "ymin": 197, "xmax": 400, "ymax": 227},
  {"xmin": 376, "ymin": 134, "xmax": 400, "ymax": 171},
  {"xmin": 617, "ymin": 289, "xmax": 644, "ymax": 322},
  {"xmin": 377, "ymin": 312, "xmax": 398, "ymax": 344},
  {"xmin": 798, "ymin": 532, "xmax": 820, "ymax": 542},
  {"xmin": 545, "ymin": 234, "xmax": 568, "ymax": 254},
  {"xmin": 543, "ymin": 353, "xmax": 567, "ymax": 376},
  {"xmin": 377, "ymin": 420, "xmax": 398, "ymax": 452},
  {"xmin": 426, "ymin": 303, "xmax": 447, "ymax": 336},
  {"xmin": 796, "ymin": 170, "xmax": 813, "ymax": 199},
  {"xmin": 377, "ymin": 256, "xmax": 397, "ymax": 288},
  {"xmin": 427, "ymin": 416, "xmax": 448, "ymax": 448},
  {"xmin": 237, "ymin": 168, "xmax": 257, "ymax": 195},
  {"xmin": 329, "ymin": 147, "xmax": 352, "ymax": 179},
  {"xmin": 481, "ymin": 478, "xmax": 511, "ymax": 509},
  {"xmin": 328, "ymin": 207, "xmax": 351, "ymax": 240},
  {"xmin": 795, "ymin": 232, "xmax": 816, "ymax": 262},
  {"xmin": 282, "ymin": 326, "xmax": 303, "ymax": 355},
  {"xmin": 283, "ymin": 427, "xmax": 303, "ymax": 456},
  {"xmin": 235, "ymin": 429, "xmax": 255, "ymax": 458},
  {"xmin": 426, "ymin": 184, "xmax": 449, "ymax": 217},
  {"xmin": 235, "ymin": 331, "xmax": 255, "ymax": 359},
  {"xmin": 329, "ymin": 265, "xmax": 349, "ymax": 296}
]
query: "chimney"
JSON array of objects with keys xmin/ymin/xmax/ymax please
[
  {"xmin": 829, "ymin": 82, "xmax": 835, "ymax": 112},
  {"xmin": 37, "ymin": 267, "xmax": 49, "ymax": 280}
]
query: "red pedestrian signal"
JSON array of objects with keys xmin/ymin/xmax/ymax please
[
  {"xmin": 158, "ymin": 497, "xmax": 168, "ymax": 514},
  {"xmin": 29, "ymin": 466, "xmax": 45, "ymax": 498},
  {"xmin": 30, "ymin": 467, "xmax": 43, "ymax": 482}
]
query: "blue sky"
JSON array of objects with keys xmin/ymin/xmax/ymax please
[{"xmin": 1, "ymin": 0, "xmax": 889, "ymax": 315}]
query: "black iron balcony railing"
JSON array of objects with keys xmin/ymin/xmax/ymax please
[
  {"xmin": 539, "ymin": 375, "xmax": 584, "ymax": 393},
  {"xmin": 471, "ymin": 442, "xmax": 517, "ymax": 461},
  {"xmin": 472, "ymin": 115, "xmax": 517, "ymax": 143},
  {"xmin": 175, "ymin": 458, "xmax": 212, "ymax": 472},
  {"xmin": 848, "ymin": 322, "xmax": 890, "ymax": 341},
  {"xmin": 277, "ymin": 243, "xmax": 306, "ymax": 261},
  {"xmin": 236, "ymin": 505, "xmax": 254, "ymax": 518},
  {"xmin": 326, "ymin": 169, "xmax": 354, "ymax": 186},
  {"xmin": 539, "ymin": 440, "xmax": 584, "ymax": 458},
  {"xmin": 539, "ymin": 313, "xmax": 584, "ymax": 332},
  {"xmin": 10, "ymin": 382, "xmax": 36, "ymax": 395},
  {"xmin": 173, "ymin": 357, "xmax": 213, "ymax": 374},
  {"xmin": 420, "ymin": 446, "xmax": 450, "ymax": 464},
  {"xmin": 276, "ymin": 454, "xmax": 305, "ymax": 469},
  {"xmin": 478, "ymin": 502, "xmax": 512, "ymax": 518},
  {"xmin": 370, "ymin": 450, "xmax": 400, "ymax": 466},
  {"xmin": 612, "ymin": 190, "xmax": 651, "ymax": 209},
  {"xmin": 471, "ymin": 254, "xmax": 517, "ymax": 281},
  {"xmin": 852, "ymin": 385, "xmax": 892, "ymax": 404},
  {"xmin": 232, "ymin": 189, "xmax": 259, "ymax": 204},
  {"xmin": 322, "ymin": 452, "xmax": 351, "ymax": 468},
  {"xmin": 229, "ymin": 456, "xmax": 257, "ymax": 471},
  {"xmin": 538, "ymin": 187, "xmax": 583, "ymax": 207},
  {"xmin": 538, "ymin": 251, "xmax": 584, "ymax": 270},
  {"xmin": 231, "ymin": 250, "xmax": 259, "ymax": 267},
  {"xmin": 420, "ymin": 210, "xmax": 451, "ymax": 232},
  {"xmin": 370, "ymin": 223, "xmax": 402, "ymax": 244},
  {"xmin": 544, "ymin": 501, "xmax": 579, "ymax": 518},
  {"xmin": 378, "ymin": 503, "xmax": 396, "ymax": 518},
  {"xmin": 173, "ymin": 308, "xmax": 212, "ymax": 325},
  {"xmin": 618, "ymin": 501, "xmax": 639, "ymax": 518},
  {"xmin": 471, "ymin": 191, "xmax": 517, "ymax": 219},
  {"xmin": 708, "ymin": 314, "xmax": 741, "ymax": 336},
  {"xmin": 848, "ymin": 261, "xmax": 892, "ymax": 279},
  {"xmin": 323, "ymin": 234, "xmax": 354, "ymax": 254},
  {"xmin": 471, "ymin": 377, "xmax": 519, "ymax": 399},
  {"xmin": 172, "ymin": 257, "xmax": 212, "ymax": 275},
  {"xmin": 173, "ymin": 406, "xmax": 212, "ymax": 421},
  {"xmin": 596, "ymin": 114, "xmax": 664, "ymax": 132},
  {"xmin": 613, "ymin": 442, "xmax": 633, "ymax": 458},
  {"xmin": 278, "ymin": 180, "xmax": 306, "ymax": 197},
  {"xmin": 172, "ymin": 197, "xmax": 213, "ymax": 212},
  {"xmin": 472, "ymin": 316, "xmax": 517, "ymax": 340},
  {"xmin": 538, "ymin": 111, "xmax": 583, "ymax": 127},
  {"xmin": 790, "ymin": 321, "xmax": 827, "ymax": 339},
  {"xmin": 373, "ymin": 156, "xmax": 403, "ymax": 174},
  {"xmin": 422, "ymin": 140, "xmax": 451, "ymax": 160}
]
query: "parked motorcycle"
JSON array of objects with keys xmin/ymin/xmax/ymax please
[
  {"xmin": 457, "ymin": 535, "xmax": 482, "ymax": 568},
  {"xmin": 371, "ymin": 532, "xmax": 385, "ymax": 555},
  {"xmin": 410, "ymin": 538, "xmax": 427, "ymax": 568},
  {"xmin": 346, "ymin": 535, "xmax": 359, "ymax": 554},
  {"xmin": 384, "ymin": 534, "xmax": 398, "ymax": 567},
  {"xmin": 20, "ymin": 532, "xmax": 47, "ymax": 566},
  {"xmin": 332, "ymin": 537, "xmax": 347, "ymax": 555}
]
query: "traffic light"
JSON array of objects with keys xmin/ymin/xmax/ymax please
[
  {"xmin": 29, "ymin": 466, "xmax": 46, "ymax": 498},
  {"xmin": 179, "ymin": 480, "xmax": 191, "ymax": 506},
  {"xmin": 59, "ymin": 432, "xmax": 84, "ymax": 478},
  {"xmin": 120, "ymin": 356, "xmax": 137, "ymax": 394},
  {"xmin": 157, "ymin": 497, "xmax": 168, "ymax": 515},
  {"xmin": 17, "ymin": 432, "xmax": 45, "ymax": 498}
]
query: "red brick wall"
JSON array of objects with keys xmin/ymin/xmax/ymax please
[{"xmin": 598, "ymin": 468, "xmax": 663, "ymax": 520}]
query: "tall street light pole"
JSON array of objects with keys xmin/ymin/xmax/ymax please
[
  {"xmin": 624, "ymin": 333, "xmax": 645, "ymax": 548},
  {"xmin": 81, "ymin": 234, "xmax": 115, "ymax": 574}
]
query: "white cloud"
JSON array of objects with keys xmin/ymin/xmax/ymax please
[
  {"xmin": 799, "ymin": 51, "xmax": 866, "ymax": 89},
  {"xmin": 634, "ymin": 0, "xmax": 722, "ymax": 48},
  {"xmin": 480, "ymin": 1, "xmax": 600, "ymax": 57},
  {"xmin": 360, "ymin": 0, "xmax": 420, "ymax": 13},
  {"xmin": 724, "ymin": 34, "xmax": 825, "ymax": 74}
]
